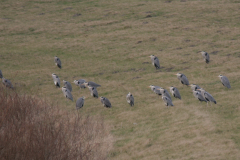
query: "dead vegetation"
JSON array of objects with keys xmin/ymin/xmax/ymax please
[{"xmin": 0, "ymin": 87, "xmax": 112, "ymax": 160}]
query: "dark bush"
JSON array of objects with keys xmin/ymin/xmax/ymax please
[{"xmin": 0, "ymin": 87, "xmax": 112, "ymax": 160}]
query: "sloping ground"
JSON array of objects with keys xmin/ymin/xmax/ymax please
[{"xmin": 0, "ymin": 0, "xmax": 240, "ymax": 159}]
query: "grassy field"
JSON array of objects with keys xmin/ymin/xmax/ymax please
[{"xmin": 1, "ymin": 0, "xmax": 240, "ymax": 159}]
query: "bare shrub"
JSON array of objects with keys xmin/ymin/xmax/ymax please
[{"xmin": 0, "ymin": 87, "xmax": 112, "ymax": 160}]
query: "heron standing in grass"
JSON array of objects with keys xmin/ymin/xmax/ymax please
[
  {"xmin": 149, "ymin": 55, "xmax": 160, "ymax": 70},
  {"xmin": 88, "ymin": 86, "xmax": 98, "ymax": 98},
  {"xmin": 54, "ymin": 56, "xmax": 62, "ymax": 69},
  {"xmin": 63, "ymin": 80, "xmax": 72, "ymax": 92},
  {"xmin": 169, "ymin": 86, "xmax": 181, "ymax": 100},
  {"xmin": 192, "ymin": 90, "xmax": 207, "ymax": 103},
  {"xmin": 162, "ymin": 96, "xmax": 174, "ymax": 107},
  {"xmin": 52, "ymin": 73, "xmax": 60, "ymax": 88},
  {"xmin": 2, "ymin": 77, "xmax": 13, "ymax": 89},
  {"xmin": 61, "ymin": 87, "xmax": 73, "ymax": 101},
  {"xmin": 73, "ymin": 79, "xmax": 86, "ymax": 90},
  {"xmin": 200, "ymin": 51, "xmax": 210, "ymax": 64},
  {"xmin": 188, "ymin": 84, "xmax": 201, "ymax": 91},
  {"xmin": 84, "ymin": 81, "xmax": 101, "ymax": 88},
  {"xmin": 197, "ymin": 88, "xmax": 216, "ymax": 106},
  {"xmin": 176, "ymin": 73, "xmax": 189, "ymax": 86},
  {"xmin": 218, "ymin": 75, "xmax": 231, "ymax": 89},
  {"xmin": 76, "ymin": 96, "xmax": 85, "ymax": 110},
  {"xmin": 100, "ymin": 97, "xmax": 112, "ymax": 108},
  {"xmin": 157, "ymin": 88, "xmax": 172, "ymax": 101},
  {"xmin": 126, "ymin": 92, "xmax": 134, "ymax": 106},
  {"xmin": 149, "ymin": 85, "xmax": 162, "ymax": 96},
  {"xmin": 0, "ymin": 70, "xmax": 3, "ymax": 79}
]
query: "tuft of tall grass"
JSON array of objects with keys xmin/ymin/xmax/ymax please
[{"xmin": 0, "ymin": 86, "xmax": 111, "ymax": 160}]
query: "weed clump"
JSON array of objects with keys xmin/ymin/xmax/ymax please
[{"xmin": 0, "ymin": 87, "xmax": 111, "ymax": 160}]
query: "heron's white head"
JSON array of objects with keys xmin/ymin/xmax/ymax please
[
  {"xmin": 149, "ymin": 55, "xmax": 155, "ymax": 58},
  {"xmin": 169, "ymin": 86, "xmax": 174, "ymax": 90},
  {"xmin": 88, "ymin": 86, "xmax": 93, "ymax": 89},
  {"xmin": 60, "ymin": 86, "xmax": 66, "ymax": 91},
  {"xmin": 82, "ymin": 96, "xmax": 85, "ymax": 99},
  {"xmin": 193, "ymin": 90, "xmax": 198, "ymax": 94},
  {"xmin": 218, "ymin": 74, "xmax": 223, "ymax": 77},
  {"xmin": 83, "ymin": 82, "xmax": 89, "ymax": 86},
  {"xmin": 197, "ymin": 88, "xmax": 204, "ymax": 91},
  {"xmin": 149, "ymin": 85, "xmax": 155, "ymax": 90},
  {"xmin": 175, "ymin": 73, "xmax": 181, "ymax": 76}
]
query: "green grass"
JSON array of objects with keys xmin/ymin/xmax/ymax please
[{"xmin": 1, "ymin": 0, "xmax": 240, "ymax": 159}]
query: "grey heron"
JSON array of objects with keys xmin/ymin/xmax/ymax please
[
  {"xmin": 156, "ymin": 87, "xmax": 172, "ymax": 101},
  {"xmin": 149, "ymin": 55, "xmax": 160, "ymax": 70},
  {"xmin": 200, "ymin": 51, "xmax": 210, "ymax": 64},
  {"xmin": 63, "ymin": 80, "xmax": 72, "ymax": 92},
  {"xmin": 197, "ymin": 88, "xmax": 216, "ymax": 106},
  {"xmin": 169, "ymin": 86, "xmax": 181, "ymax": 100},
  {"xmin": 84, "ymin": 81, "xmax": 101, "ymax": 88},
  {"xmin": 176, "ymin": 73, "xmax": 189, "ymax": 86},
  {"xmin": 73, "ymin": 79, "xmax": 86, "ymax": 89},
  {"xmin": 2, "ymin": 77, "xmax": 13, "ymax": 89},
  {"xmin": 88, "ymin": 86, "xmax": 98, "ymax": 98},
  {"xmin": 54, "ymin": 56, "xmax": 62, "ymax": 69},
  {"xmin": 188, "ymin": 84, "xmax": 201, "ymax": 91},
  {"xmin": 0, "ymin": 70, "xmax": 2, "ymax": 79},
  {"xmin": 99, "ymin": 97, "xmax": 112, "ymax": 108},
  {"xmin": 76, "ymin": 96, "xmax": 85, "ymax": 110},
  {"xmin": 192, "ymin": 90, "xmax": 207, "ymax": 103},
  {"xmin": 218, "ymin": 75, "xmax": 231, "ymax": 89},
  {"xmin": 162, "ymin": 96, "xmax": 174, "ymax": 107},
  {"xmin": 61, "ymin": 87, "xmax": 73, "ymax": 101},
  {"xmin": 126, "ymin": 92, "xmax": 134, "ymax": 106},
  {"xmin": 149, "ymin": 85, "xmax": 162, "ymax": 96},
  {"xmin": 52, "ymin": 73, "xmax": 60, "ymax": 88}
]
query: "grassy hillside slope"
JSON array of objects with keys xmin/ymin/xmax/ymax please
[{"xmin": 1, "ymin": 0, "xmax": 240, "ymax": 159}]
